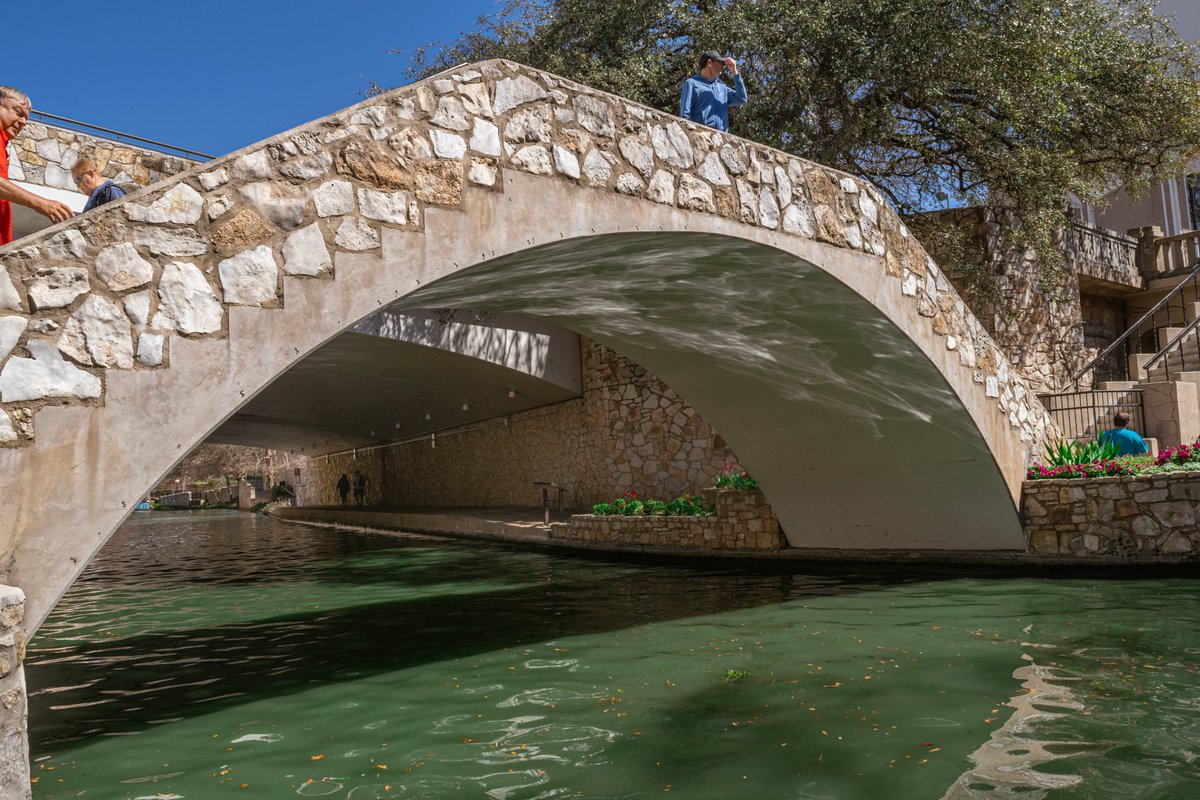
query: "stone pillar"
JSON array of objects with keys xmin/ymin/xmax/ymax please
[
  {"xmin": 1131, "ymin": 226, "xmax": 1165, "ymax": 280},
  {"xmin": 0, "ymin": 586, "xmax": 29, "ymax": 800},
  {"xmin": 1143, "ymin": 381, "xmax": 1200, "ymax": 448}
]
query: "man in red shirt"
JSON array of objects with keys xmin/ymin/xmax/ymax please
[{"xmin": 0, "ymin": 86, "xmax": 73, "ymax": 245}]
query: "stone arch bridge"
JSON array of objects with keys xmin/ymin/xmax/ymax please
[{"xmin": 0, "ymin": 61, "xmax": 1053, "ymax": 640}]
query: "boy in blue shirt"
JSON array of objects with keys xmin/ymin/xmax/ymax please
[
  {"xmin": 71, "ymin": 157, "xmax": 127, "ymax": 212},
  {"xmin": 680, "ymin": 49, "xmax": 748, "ymax": 132},
  {"xmin": 1100, "ymin": 411, "xmax": 1149, "ymax": 456}
]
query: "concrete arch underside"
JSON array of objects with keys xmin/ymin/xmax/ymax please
[{"xmin": 0, "ymin": 61, "xmax": 1054, "ymax": 636}]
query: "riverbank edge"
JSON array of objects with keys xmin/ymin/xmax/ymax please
[{"xmin": 270, "ymin": 506, "xmax": 1200, "ymax": 571}]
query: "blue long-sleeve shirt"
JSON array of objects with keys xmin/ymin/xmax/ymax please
[{"xmin": 679, "ymin": 73, "xmax": 748, "ymax": 132}]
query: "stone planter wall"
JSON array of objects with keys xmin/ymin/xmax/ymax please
[
  {"xmin": 0, "ymin": 586, "xmax": 27, "ymax": 800},
  {"xmin": 1023, "ymin": 472, "xmax": 1200, "ymax": 557},
  {"xmin": 550, "ymin": 487, "xmax": 784, "ymax": 550}
]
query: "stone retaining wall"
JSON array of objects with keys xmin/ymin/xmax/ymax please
[
  {"xmin": 300, "ymin": 337, "xmax": 743, "ymax": 510},
  {"xmin": 1024, "ymin": 472, "xmax": 1200, "ymax": 556},
  {"xmin": 0, "ymin": 586, "xmax": 28, "ymax": 800},
  {"xmin": 6, "ymin": 121, "xmax": 194, "ymax": 194},
  {"xmin": 550, "ymin": 487, "xmax": 783, "ymax": 550}
]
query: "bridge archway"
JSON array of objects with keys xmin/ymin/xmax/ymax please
[{"xmin": 0, "ymin": 62, "xmax": 1052, "ymax": 635}]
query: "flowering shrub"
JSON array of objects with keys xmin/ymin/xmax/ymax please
[
  {"xmin": 1156, "ymin": 442, "xmax": 1200, "ymax": 467},
  {"xmin": 1026, "ymin": 460, "xmax": 1135, "ymax": 480},
  {"xmin": 714, "ymin": 460, "xmax": 759, "ymax": 490},
  {"xmin": 591, "ymin": 490, "xmax": 714, "ymax": 516}
]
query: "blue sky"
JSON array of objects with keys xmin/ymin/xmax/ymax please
[{"xmin": 9, "ymin": 0, "xmax": 498, "ymax": 158}]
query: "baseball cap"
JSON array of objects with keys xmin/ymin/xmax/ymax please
[{"xmin": 700, "ymin": 50, "xmax": 726, "ymax": 65}]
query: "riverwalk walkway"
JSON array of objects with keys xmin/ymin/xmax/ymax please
[{"xmin": 269, "ymin": 505, "xmax": 1165, "ymax": 570}]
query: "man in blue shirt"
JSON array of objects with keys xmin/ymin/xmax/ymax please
[
  {"xmin": 1100, "ymin": 411, "xmax": 1149, "ymax": 456},
  {"xmin": 680, "ymin": 49, "xmax": 748, "ymax": 132},
  {"xmin": 71, "ymin": 157, "xmax": 127, "ymax": 212}
]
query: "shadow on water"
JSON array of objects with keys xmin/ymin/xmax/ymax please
[{"xmin": 27, "ymin": 514, "xmax": 949, "ymax": 751}]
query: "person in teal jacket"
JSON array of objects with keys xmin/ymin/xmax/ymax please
[
  {"xmin": 1100, "ymin": 411, "xmax": 1149, "ymax": 456},
  {"xmin": 680, "ymin": 50, "xmax": 748, "ymax": 132}
]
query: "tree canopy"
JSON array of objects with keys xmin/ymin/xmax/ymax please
[{"xmin": 401, "ymin": 0, "xmax": 1200, "ymax": 277}]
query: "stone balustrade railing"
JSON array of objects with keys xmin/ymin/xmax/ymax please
[
  {"xmin": 0, "ymin": 60, "xmax": 1056, "ymax": 452},
  {"xmin": 1063, "ymin": 220, "xmax": 1140, "ymax": 288}
]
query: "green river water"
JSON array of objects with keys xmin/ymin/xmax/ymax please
[{"xmin": 25, "ymin": 510, "xmax": 1200, "ymax": 799}]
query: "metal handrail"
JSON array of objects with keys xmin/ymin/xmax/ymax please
[
  {"xmin": 29, "ymin": 110, "xmax": 215, "ymax": 161},
  {"xmin": 1143, "ymin": 314, "xmax": 1200, "ymax": 376},
  {"xmin": 1072, "ymin": 260, "xmax": 1200, "ymax": 386}
]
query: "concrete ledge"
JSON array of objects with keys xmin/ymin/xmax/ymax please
[{"xmin": 272, "ymin": 506, "xmax": 1200, "ymax": 572}]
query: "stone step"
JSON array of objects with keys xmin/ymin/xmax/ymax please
[{"xmin": 1098, "ymin": 381, "xmax": 1139, "ymax": 390}]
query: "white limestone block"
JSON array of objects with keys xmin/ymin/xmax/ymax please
[
  {"xmin": 677, "ymin": 174, "xmax": 714, "ymax": 212},
  {"xmin": 232, "ymin": 150, "xmax": 272, "ymax": 181},
  {"xmin": 207, "ymin": 193, "xmax": 233, "ymax": 220},
  {"xmin": 282, "ymin": 223, "xmax": 332, "ymax": 276},
  {"xmin": 782, "ymin": 202, "xmax": 815, "ymax": 237},
  {"xmin": 512, "ymin": 145, "xmax": 553, "ymax": 175},
  {"xmin": 774, "ymin": 166, "xmax": 793, "ymax": 208},
  {"xmin": 839, "ymin": 176, "xmax": 859, "ymax": 194},
  {"xmin": 615, "ymin": 173, "xmax": 645, "ymax": 196},
  {"xmin": 133, "ymin": 226, "xmax": 210, "ymax": 256},
  {"xmin": 470, "ymin": 119, "xmax": 501, "ymax": 156},
  {"xmin": 618, "ymin": 136, "xmax": 655, "ymax": 178},
  {"xmin": 238, "ymin": 182, "xmax": 308, "ymax": 230},
  {"xmin": 901, "ymin": 272, "xmax": 918, "ymax": 296},
  {"xmin": 468, "ymin": 160, "xmax": 497, "ymax": 187},
  {"xmin": 279, "ymin": 151, "xmax": 333, "ymax": 180},
  {"xmin": 350, "ymin": 106, "xmax": 388, "ymax": 127},
  {"xmin": 458, "ymin": 82, "xmax": 493, "ymax": 118},
  {"xmin": 735, "ymin": 179, "xmax": 756, "ymax": 222},
  {"xmin": 493, "ymin": 75, "xmax": 549, "ymax": 115},
  {"xmin": 389, "ymin": 129, "xmax": 432, "ymax": 161},
  {"xmin": 95, "ymin": 243, "xmax": 153, "ymax": 292},
  {"xmin": 582, "ymin": 150, "xmax": 616, "ymax": 187},
  {"xmin": 335, "ymin": 218, "xmax": 380, "ymax": 251},
  {"xmin": 504, "ymin": 107, "xmax": 550, "ymax": 142},
  {"xmin": 758, "ymin": 187, "xmax": 780, "ymax": 229},
  {"xmin": 199, "ymin": 167, "xmax": 230, "ymax": 190},
  {"xmin": 44, "ymin": 163, "xmax": 73, "ymax": 191},
  {"xmin": 651, "ymin": 123, "xmax": 694, "ymax": 169},
  {"xmin": 720, "ymin": 144, "xmax": 747, "ymax": 175},
  {"xmin": 844, "ymin": 223, "xmax": 863, "ymax": 249},
  {"xmin": 58, "ymin": 295, "xmax": 134, "ymax": 369},
  {"xmin": 35, "ymin": 138, "xmax": 63, "ymax": 161},
  {"xmin": 573, "ymin": 96, "xmax": 615, "ymax": 138},
  {"xmin": 358, "ymin": 189, "xmax": 408, "ymax": 224},
  {"xmin": 313, "ymin": 180, "xmax": 355, "ymax": 217},
  {"xmin": 6, "ymin": 146, "xmax": 23, "ymax": 181},
  {"xmin": 218, "ymin": 246, "xmax": 278, "ymax": 306},
  {"xmin": 858, "ymin": 191, "xmax": 878, "ymax": 224},
  {"xmin": 552, "ymin": 146, "xmax": 580, "ymax": 179},
  {"xmin": 124, "ymin": 183, "xmax": 204, "ymax": 225},
  {"xmin": 985, "ymin": 376, "xmax": 1000, "ymax": 397},
  {"xmin": 156, "ymin": 262, "xmax": 223, "ymax": 334},
  {"xmin": 0, "ymin": 339, "xmax": 102, "ymax": 402},
  {"xmin": 61, "ymin": 147, "xmax": 80, "ymax": 171},
  {"xmin": 137, "ymin": 332, "xmax": 164, "ymax": 366},
  {"xmin": 0, "ymin": 410, "xmax": 16, "ymax": 443},
  {"xmin": 45, "ymin": 230, "xmax": 87, "ymax": 260},
  {"xmin": 647, "ymin": 170, "xmax": 675, "ymax": 205},
  {"xmin": 28, "ymin": 268, "xmax": 89, "ymax": 310},
  {"xmin": 698, "ymin": 152, "xmax": 730, "ymax": 186},
  {"xmin": 124, "ymin": 290, "xmax": 152, "ymax": 329},
  {"xmin": 431, "ymin": 96, "xmax": 471, "ymax": 131},
  {"xmin": 0, "ymin": 316, "xmax": 27, "ymax": 361},
  {"xmin": 0, "ymin": 267, "xmax": 19, "ymax": 312},
  {"xmin": 430, "ymin": 130, "xmax": 467, "ymax": 160}
]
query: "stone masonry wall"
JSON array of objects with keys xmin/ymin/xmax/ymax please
[
  {"xmin": 299, "ymin": 337, "xmax": 738, "ymax": 509},
  {"xmin": 0, "ymin": 59, "xmax": 1056, "ymax": 454},
  {"xmin": 550, "ymin": 487, "xmax": 783, "ymax": 550},
  {"xmin": 1024, "ymin": 472, "xmax": 1200, "ymax": 557},
  {"xmin": 6, "ymin": 122, "xmax": 194, "ymax": 196},
  {"xmin": 0, "ymin": 586, "xmax": 28, "ymax": 800}
]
